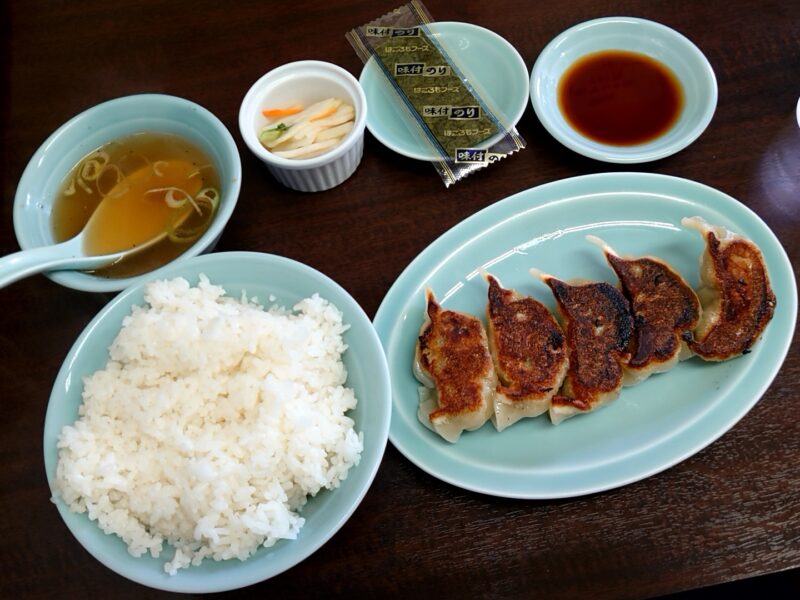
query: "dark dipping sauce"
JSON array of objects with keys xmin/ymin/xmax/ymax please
[{"xmin": 558, "ymin": 50, "xmax": 684, "ymax": 146}]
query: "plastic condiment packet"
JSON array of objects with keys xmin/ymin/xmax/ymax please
[{"xmin": 346, "ymin": 0, "xmax": 526, "ymax": 187}]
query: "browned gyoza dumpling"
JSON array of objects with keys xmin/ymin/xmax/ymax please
[
  {"xmin": 484, "ymin": 274, "xmax": 568, "ymax": 431},
  {"xmin": 533, "ymin": 271, "xmax": 633, "ymax": 425},
  {"xmin": 414, "ymin": 289, "xmax": 496, "ymax": 443},
  {"xmin": 681, "ymin": 217, "xmax": 776, "ymax": 360},
  {"xmin": 587, "ymin": 235, "xmax": 701, "ymax": 384}
]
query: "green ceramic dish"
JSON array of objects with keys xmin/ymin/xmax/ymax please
[
  {"xmin": 13, "ymin": 94, "xmax": 242, "ymax": 292},
  {"xmin": 374, "ymin": 173, "xmax": 796, "ymax": 499},
  {"xmin": 530, "ymin": 17, "xmax": 717, "ymax": 163},
  {"xmin": 359, "ymin": 22, "xmax": 528, "ymax": 160},
  {"xmin": 43, "ymin": 252, "xmax": 391, "ymax": 592}
]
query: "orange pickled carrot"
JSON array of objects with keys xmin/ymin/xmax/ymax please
[
  {"xmin": 309, "ymin": 106, "xmax": 337, "ymax": 121},
  {"xmin": 261, "ymin": 105, "xmax": 303, "ymax": 117}
]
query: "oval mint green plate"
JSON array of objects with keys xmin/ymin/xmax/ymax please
[
  {"xmin": 43, "ymin": 252, "xmax": 391, "ymax": 592},
  {"xmin": 373, "ymin": 173, "xmax": 796, "ymax": 499},
  {"xmin": 359, "ymin": 21, "xmax": 528, "ymax": 160}
]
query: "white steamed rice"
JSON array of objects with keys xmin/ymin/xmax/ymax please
[{"xmin": 52, "ymin": 275, "xmax": 363, "ymax": 574}]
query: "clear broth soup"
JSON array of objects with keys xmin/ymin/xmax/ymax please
[{"xmin": 52, "ymin": 132, "xmax": 221, "ymax": 278}]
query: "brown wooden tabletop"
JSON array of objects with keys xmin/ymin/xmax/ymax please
[{"xmin": 2, "ymin": 0, "xmax": 798, "ymax": 598}]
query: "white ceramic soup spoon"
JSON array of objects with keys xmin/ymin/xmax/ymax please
[
  {"xmin": 0, "ymin": 160, "xmax": 205, "ymax": 288},
  {"xmin": 0, "ymin": 225, "xmax": 167, "ymax": 289}
]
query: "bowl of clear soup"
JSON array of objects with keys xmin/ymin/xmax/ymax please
[{"xmin": 12, "ymin": 93, "xmax": 242, "ymax": 292}]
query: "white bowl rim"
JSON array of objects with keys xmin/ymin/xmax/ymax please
[
  {"xmin": 530, "ymin": 15, "xmax": 719, "ymax": 163},
  {"xmin": 796, "ymin": 96, "xmax": 800, "ymax": 127},
  {"xmin": 12, "ymin": 93, "xmax": 242, "ymax": 292},
  {"xmin": 238, "ymin": 60, "xmax": 367, "ymax": 170}
]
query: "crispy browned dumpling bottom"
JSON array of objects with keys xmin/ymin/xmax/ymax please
[
  {"xmin": 682, "ymin": 217, "xmax": 776, "ymax": 361},
  {"xmin": 543, "ymin": 276, "xmax": 633, "ymax": 424},
  {"xmin": 485, "ymin": 274, "xmax": 569, "ymax": 430},
  {"xmin": 414, "ymin": 290, "xmax": 496, "ymax": 442}
]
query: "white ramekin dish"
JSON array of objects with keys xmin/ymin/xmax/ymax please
[{"xmin": 239, "ymin": 61, "xmax": 367, "ymax": 192}]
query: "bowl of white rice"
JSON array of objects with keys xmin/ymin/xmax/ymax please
[{"xmin": 43, "ymin": 251, "xmax": 391, "ymax": 593}]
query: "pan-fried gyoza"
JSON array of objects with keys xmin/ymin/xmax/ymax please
[
  {"xmin": 681, "ymin": 217, "xmax": 776, "ymax": 361},
  {"xmin": 485, "ymin": 274, "xmax": 568, "ymax": 431},
  {"xmin": 412, "ymin": 217, "xmax": 776, "ymax": 441},
  {"xmin": 414, "ymin": 290, "xmax": 496, "ymax": 443},
  {"xmin": 588, "ymin": 235, "xmax": 701, "ymax": 384}
]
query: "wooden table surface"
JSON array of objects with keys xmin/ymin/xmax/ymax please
[{"xmin": 2, "ymin": 0, "xmax": 798, "ymax": 598}]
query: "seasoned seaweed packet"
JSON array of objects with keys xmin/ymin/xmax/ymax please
[{"xmin": 347, "ymin": 0, "xmax": 526, "ymax": 187}]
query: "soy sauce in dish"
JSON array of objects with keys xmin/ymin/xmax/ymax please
[{"xmin": 558, "ymin": 50, "xmax": 684, "ymax": 146}]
